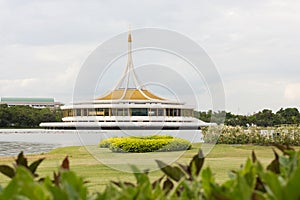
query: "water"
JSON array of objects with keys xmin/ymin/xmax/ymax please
[
  {"xmin": 0, "ymin": 129, "xmax": 203, "ymax": 156},
  {"xmin": 0, "ymin": 141, "xmax": 59, "ymax": 156}
]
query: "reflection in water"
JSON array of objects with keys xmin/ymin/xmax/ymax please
[{"xmin": 0, "ymin": 141, "xmax": 59, "ymax": 156}]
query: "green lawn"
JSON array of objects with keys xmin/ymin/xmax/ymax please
[{"xmin": 0, "ymin": 144, "xmax": 280, "ymax": 192}]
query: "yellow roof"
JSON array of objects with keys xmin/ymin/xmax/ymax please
[{"xmin": 96, "ymin": 89, "xmax": 165, "ymax": 101}]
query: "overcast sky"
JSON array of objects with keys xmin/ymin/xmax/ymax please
[{"xmin": 0, "ymin": 0, "xmax": 299, "ymax": 114}]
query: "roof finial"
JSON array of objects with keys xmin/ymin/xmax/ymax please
[{"xmin": 128, "ymin": 25, "xmax": 132, "ymax": 43}]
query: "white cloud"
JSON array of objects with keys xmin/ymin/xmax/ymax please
[
  {"xmin": 0, "ymin": 78, "xmax": 37, "ymax": 93},
  {"xmin": 0, "ymin": 0, "xmax": 300, "ymax": 112},
  {"xmin": 284, "ymin": 83, "xmax": 300, "ymax": 101}
]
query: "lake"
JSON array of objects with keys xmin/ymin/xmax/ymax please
[{"xmin": 0, "ymin": 129, "xmax": 203, "ymax": 156}]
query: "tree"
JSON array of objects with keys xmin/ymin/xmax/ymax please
[{"xmin": 276, "ymin": 108, "xmax": 300, "ymax": 125}]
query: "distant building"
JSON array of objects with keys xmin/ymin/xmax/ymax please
[
  {"xmin": 40, "ymin": 31, "xmax": 213, "ymax": 130},
  {"xmin": 0, "ymin": 97, "xmax": 61, "ymax": 109}
]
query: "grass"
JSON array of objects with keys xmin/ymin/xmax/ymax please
[{"xmin": 0, "ymin": 143, "xmax": 282, "ymax": 192}]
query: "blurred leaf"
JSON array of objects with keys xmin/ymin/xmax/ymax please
[
  {"xmin": 162, "ymin": 178, "xmax": 173, "ymax": 194},
  {"xmin": 189, "ymin": 149, "xmax": 205, "ymax": 176},
  {"xmin": 61, "ymin": 156, "xmax": 69, "ymax": 170},
  {"xmin": 283, "ymin": 161, "xmax": 300, "ymax": 199},
  {"xmin": 178, "ymin": 163, "xmax": 189, "ymax": 175},
  {"xmin": 252, "ymin": 150, "xmax": 257, "ymax": 163},
  {"xmin": 111, "ymin": 181, "xmax": 135, "ymax": 188},
  {"xmin": 53, "ymin": 171, "xmax": 60, "ymax": 186},
  {"xmin": 201, "ymin": 167, "xmax": 215, "ymax": 198},
  {"xmin": 262, "ymin": 172, "xmax": 283, "ymax": 199},
  {"xmin": 267, "ymin": 149, "xmax": 280, "ymax": 174},
  {"xmin": 60, "ymin": 170, "xmax": 88, "ymax": 200},
  {"xmin": 274, "ymin": 144, "xmax": 294, "ymax": 155},
  {"xmin": 151, "ymin": 175, "xmax": 164, "ymax": 189},
  {"xmin": 0, "ymin": 165, "xmax": 15, "ymax": 178},
  {"xmin": 15, "ymin": 151, "xmax": 28, "ymax": 167},
  {"xmin": 156, "ymin": 160, "xmax": 185, "ymax": 182},
  {"xmin": 29, "ymin": 158, "xmax": 45, "ymax": 175},
  {"xmin": 0, "ymin": 166, "xmax": 51, "ymax": 200},
  {"xmin": 254, "ymin": 177, "xmax": 266, "ymax": 193}
]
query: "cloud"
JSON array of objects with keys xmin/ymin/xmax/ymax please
[
  {"xmin": 0, "ymin": 0, "xmax": 300, "ymax": 113},
  {"xmin": 0, "ymin": 78, "xmax": 37, "ymax": 93},
  {"xmin": 284, "ymin": 83, "xmax": 300, "ymax": 101}
]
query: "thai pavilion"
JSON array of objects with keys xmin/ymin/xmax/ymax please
[{"xmin": 40, "ymin": 32, "xmax": 210, "ymax": 130}]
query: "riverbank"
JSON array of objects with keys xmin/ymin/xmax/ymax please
[
  {"xmin": 0, "ymin": 144, "xmax": 277, "ymax": 192},
  {"xmin": 0, "ymin": 129, "xmax": 204, "ymax": 157}
]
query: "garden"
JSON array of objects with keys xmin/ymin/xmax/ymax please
[
  {"xmin": 1, "ymin": 126, "xmax": 300, "ymax": 199},
  {"xmin": 0, "ymin": 144, "xmax": 300, "ymax": 199}
]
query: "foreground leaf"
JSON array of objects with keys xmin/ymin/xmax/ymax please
[
  {"xmin": 15, "ymin": 151, "xmax": 28, "ymax": 167},
  {"xmin": 267, "ymin": 149, "xmax": 280, "ymax": 174},
  {"xmin": 29, "ymin": 158, "xmax": 45, "ymax": 175},
  {"xmin": 0, "ymin": 165, "xmax": 15, "ymax": 178},
  {"xmin": 189, "ymin": 149, "xmax": 205, "ymax": 176},
  {"xmin": 156, "ymin": 160, "xmax": 185, "ymax": 182}
]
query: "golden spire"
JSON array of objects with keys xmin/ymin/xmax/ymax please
[{"xmin": 128, "ymin": 25, "xmax": 132, "ymax": 43}]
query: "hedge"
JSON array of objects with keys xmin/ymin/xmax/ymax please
[
  {"xmin": 203, "ymin": 125, "xmax": 300, "ymax": 145},
  {"xmin": 99, "ymin": 135, "xmax": 191, "ymax": 153}
]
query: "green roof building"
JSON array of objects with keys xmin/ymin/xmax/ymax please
[{"xmin": 0, "ymin": 97, "xmax": 61, "ymax": 109}]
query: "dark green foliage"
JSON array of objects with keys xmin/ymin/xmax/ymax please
[
  {"xmin": 0, "ymin": 156, "xmax": 88, "ymax": 200},
  {"xmin": 99, "ymin": 135, "xmax": 191, "ymax": 153},
  {"xmin": 0, "ymin": 151, "xmax": 44, "ymax": 179},
  {"xmin": 0, "ymin": 165, "xmax": 15, "ymax": 179},
  {"xmin": 0, "ymin": 105, "xmax": 62, "ymax": 128},
  {"xmin": 197, "ymin": 107, "xmax": 300, "ymax": 127},
  {"xmin": 156, "ymin": 160, "xmax": 185, "ymax": 181}
]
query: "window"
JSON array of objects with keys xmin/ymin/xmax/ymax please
[
  {"xmin": 173, "ymin": 109, "xmax": 181, "ymax": 116},
  {"xmin": 88, "ymin": 109, "xmax": 96, "ymax": 116},
  {"xmin": 96, "ymin": 108, "xmax": 105, "ymax": 116},
  {"xmin": 148, "ymin": 108, "xmax": 157, "ymax": 116},
  {"xmin": 63, "ymin": 110, "xmax": 70, "ymax": 117},
  {"xmin": 157, "ymin": 108, "xmax": 164, "ymax": 116},
  {"xmin": 166, "ymin": 109, "xmax": 170, "ymax": 117},
  {"xmin": 104, "ymin": 108, "xmax": 109, "ymax": 116},
  {"xmin": 76, "ymin": 109, "xmax": 81, "ymax": 116},
  {"xmin": 112, "ymin": 108, "xmax": 117, "ymax": 116},
  {"xmin": 131, "ymin": 108, "xmax": 148, "ymax": 116},
  {"xmin": 82, "ymin": 109, "xmax": 88, "ymax": 116},
  {"xmin": 117, "ymin": 108, "xmax": 123, "ymax": 116},
  {"xmin": 95, "ymin": 108, "xmax": 110, "ymax": 116},
  {"xmin": 124, "ymin": 108, "xmax": 129, "ymax": 116},
  {"xmin": 67, "ymin": 109, "xmax": 73, "ymax": 117}
]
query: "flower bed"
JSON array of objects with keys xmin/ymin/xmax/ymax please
[
  {"xmin": 202, "ymin": 125, "xmax": 300, "ymax": 145},
  {"xmin": 99, "ymin": 135, "xmax": 191, "ymax": 153}
]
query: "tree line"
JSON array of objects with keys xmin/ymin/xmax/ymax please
[
  {"xmin": 0, "ymin": 104, "xmax": 299, "ymax": 128},
  {"xmin": 0, "ymin": 104, "xmax": 62, "ymax": 128},
  {"xmin": 196, "ymin": 107, "xmax": 300, "ymax": 127}
]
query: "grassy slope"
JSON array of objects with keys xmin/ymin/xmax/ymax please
[{"xmin": 0, "ymin": 144, "xmax": 280, "ymax": 192}]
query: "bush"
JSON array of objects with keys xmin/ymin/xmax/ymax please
[
  {"xmin": 203, "ymin": 125, "xmax": 300, "ymax": 145},
  {"xmin": 99, "ymin": 135, "xmax": 191, "ymax": 153}
]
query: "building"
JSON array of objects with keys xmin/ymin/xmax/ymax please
[
  {"xmin": 0, "ymin": 97, "xmax": 61, "ymax": 109},
  {"xmin": 40, "ymin": 31, "xmax": 211, "ymax": 130}
]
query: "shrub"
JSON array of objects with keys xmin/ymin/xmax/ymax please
[
  {"xmin": 203, "ymin": 125, "xmax": 300, "ymax": 145},
  {"xmin": 99, "ymin": 138, "xmax": 123, "ymax": 148},
  {"xmin": 99, "ymin": 135, "xmax": 191, "ymax": 153}
]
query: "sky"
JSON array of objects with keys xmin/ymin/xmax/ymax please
[{"xmin": 0, "ymin": 0, "xmax": 299, "ymax": 114}]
